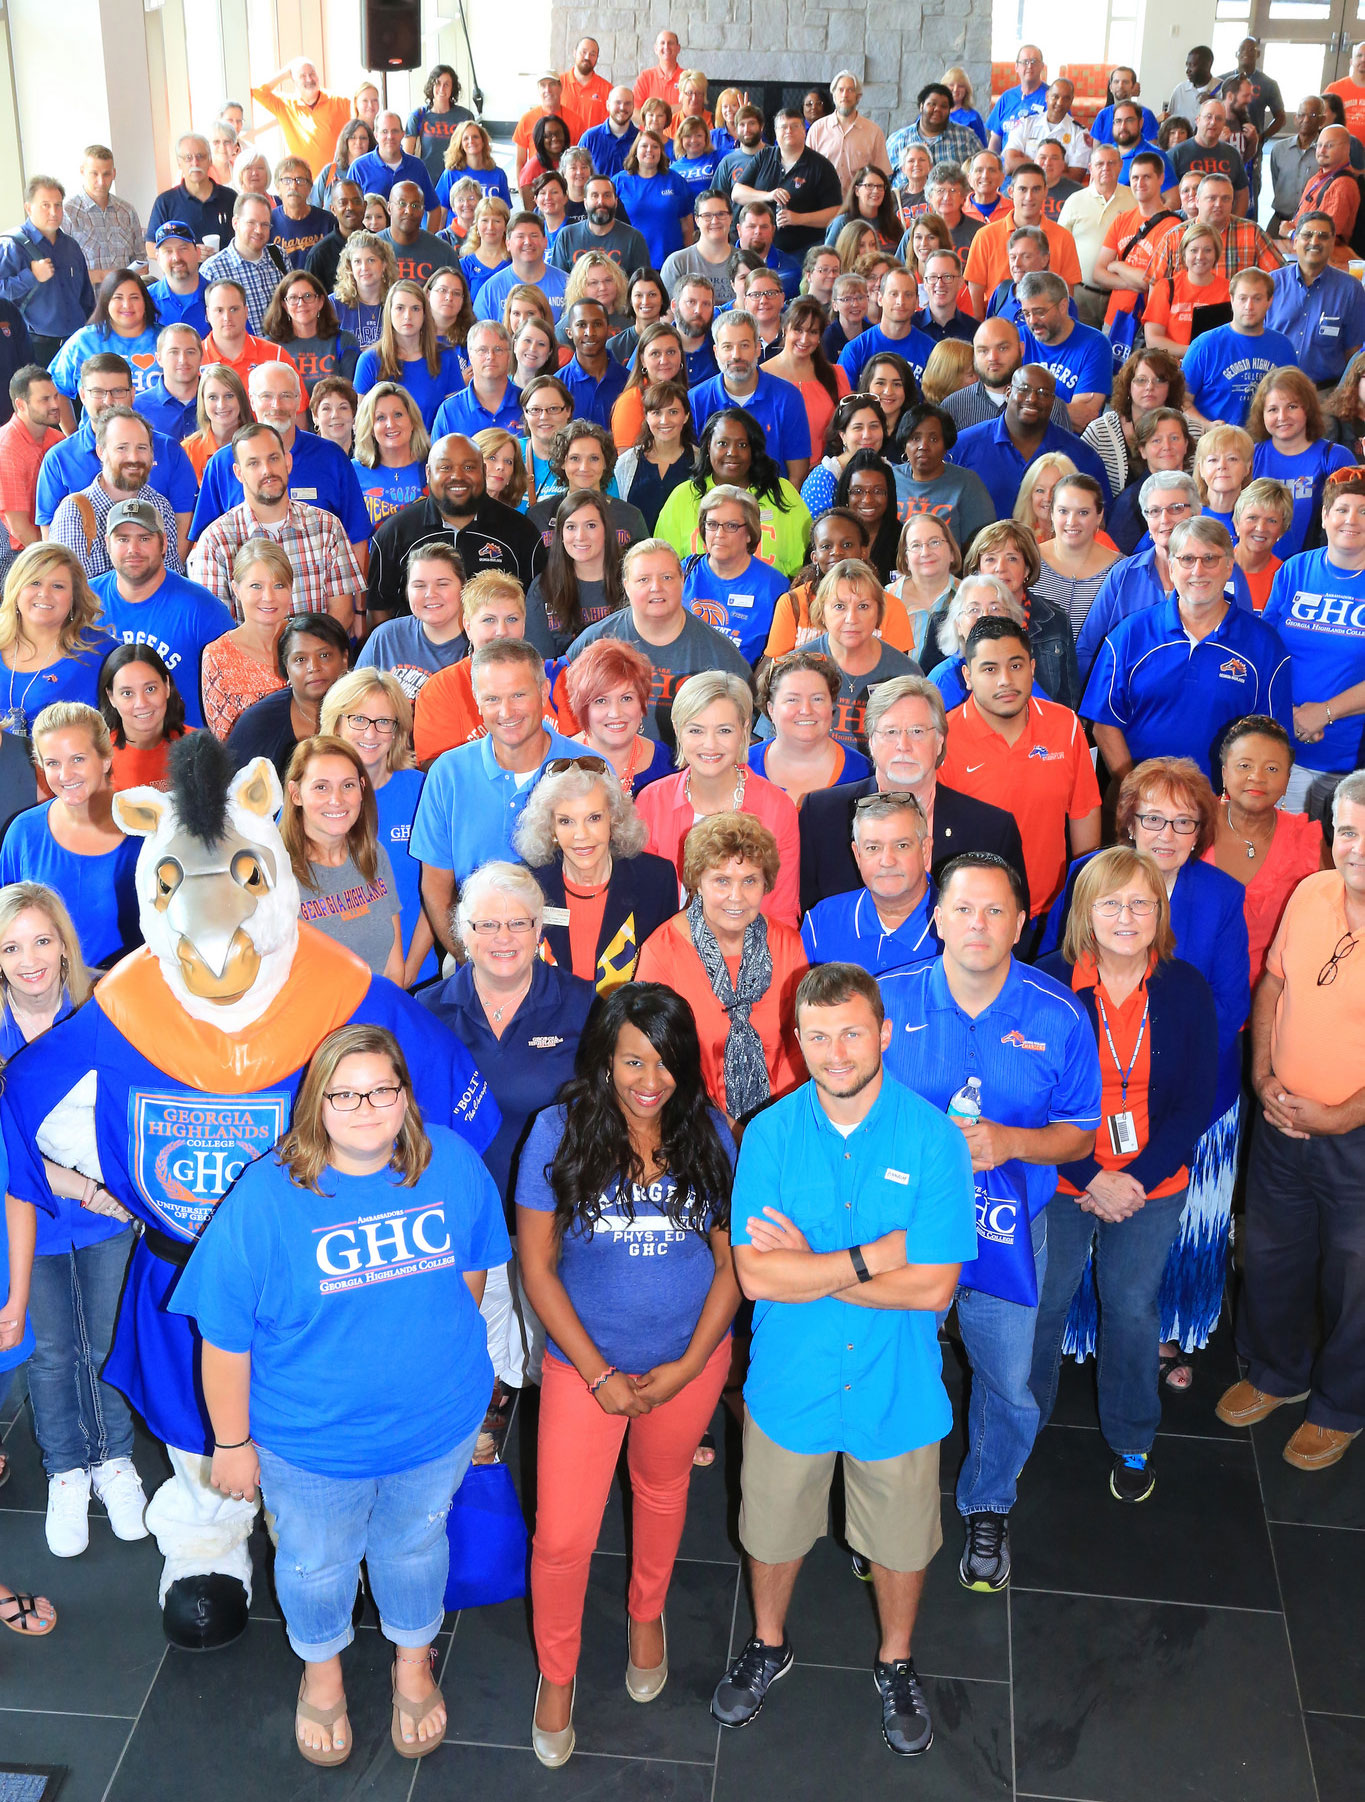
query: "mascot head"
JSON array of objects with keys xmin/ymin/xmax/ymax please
[{"xmin": 113, "ymin": 735, "xmax": 301, "ymax": 1029}]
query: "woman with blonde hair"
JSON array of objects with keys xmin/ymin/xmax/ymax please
[
  {"xmin": 560, "ymin": 253, "xmax": 630, "ymax": 336},
  {"xmin": 834, "ymin": 218, "xmax": 878, "ymax": 272},
  {"xmin": 1014, "ymin": 452, "xmax": 1079, "ymax": 544},
  {"xmin": 473, "ymin": 426, "xmax": 528, "ymax": 511},
  {"xmin": 351, "ymin": 383, "xmax": 431, "ymax": 525},
  {"xmin": 354, "ymin": 280, "xmax": 463, "ymax": 429},
  {"xmin": 231, "ymin": 145, "xmax": 275, "ymax": 204},
  {"xmin": 281, "ymin": 735, "xmax": 403, "ymax": 981},
  {"xmin": 919, "ymin": 337, "xmax": 975, "ymax": 406},
  {"xmin": 181, "ymin": 363, "xmax": 253, "ymax": 482},
  {"xmin": 0, "ymin": 880, "xmax": 92, "ymax": 1057},
  {"xmin": 201, "ymin": 540, "xmax": 291, "ymax": 738},
  {"xmin": 635, "ymin": 670, "xmax": 801, "ymax": 926},
  {"xmin": 437, "ymin": 119, "xmax": 511, "ymax": 209},
  {"xmin": 1231, "ymin": 477, "xmax": 1293, "ymax": 611},
  {"xmin": 332, "ymin": 230, "xmax": 398, "ymax": 348},
  {"xmin": 321, "ymin": 670, "xmax": 435, "ymax": 988},
  {"xmin": 0, "ymin": 544, "xmax": 114, "ymax": 724},
  {"xmin": 1193, "ymin": 423, "xmax": 1254, "ymax": 532},
  {"xmin": 175, "ymin": 1020, "xmax": 508, "ymax": 1765},
  {"xmin": 460, "ymin": 196, "xmax": 511, "ymax": 301},
  {"xmin": 943, "ymin": 66, "xmax": 987, "ymax": 143}
]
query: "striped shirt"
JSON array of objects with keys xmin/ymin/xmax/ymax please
[
  {"xmin": 188, "ymin": 498, "xmax": 365, "ymax": 619},
  {"xmin": 1154, "ymin": 215, "xmax": 1283, "ymax": 282}
]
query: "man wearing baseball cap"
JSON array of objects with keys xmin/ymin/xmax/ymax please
[
  {"xmin": 90, "ymin": 500, "xmax": 233, "ymax": 728},
  {"xmin": 147, "ymin": 222, "xmax": 209, "ymax": 336}
]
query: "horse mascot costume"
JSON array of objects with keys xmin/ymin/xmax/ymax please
[{"xmin": 1, "ymin": 734, "xmax": 497, "ymax": 1650}]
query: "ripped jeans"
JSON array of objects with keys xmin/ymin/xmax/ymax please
[{"xmin": 256, "ymin": 1429, "xmax": 479, "ymax": 1662}]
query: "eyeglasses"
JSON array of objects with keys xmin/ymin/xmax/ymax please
[
  {"xmin": 1145, "ymin": 502, "xmax": 1193, "ymax": 519},
  {"xmin": 324, "ymin": 1084, "xmax": 402, "ymax": 1111},
  {"xmin": 1092, "ymin": 897, "xmax": 1157, "ymax": 919},
  {"xmin": 871, "ymin": 724, "xmax": 936, "ymax": 743},
  {"xmin": 467, "ymin": 917, "xmax": 537, "ymax": 935},
  {"xmin": 1318, "ymin": 931, "xmax": 1357, "ymax": 986},
  {"xmin": 345, "ymin": 712, "xmax": 397, "ymax": 736},
  {"xmin": 544, "ymin": 754, "xmax": 609, "ymax": 776},
  {"xmin": 704, "ymin": 516, "xmax": 748, "ymax": 533},
  {"xmin": 855, "ymin": 790, "xmax": 919, "ymax": 811},
  {"xmin": 1173, "ymin": 552, "xmax": 1226, "ymax": 572},
  {"xmin": 524, "ymin": 404, "xmax": 568, "ymax": 420},
  {"xmin": 1134, "ymin": 811, "xmax": 1200, "ymax": 835}
]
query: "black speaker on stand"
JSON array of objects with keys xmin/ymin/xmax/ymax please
[{"xmin": 361, "ymin": 0, "xmax": 422, "ymax": 72}]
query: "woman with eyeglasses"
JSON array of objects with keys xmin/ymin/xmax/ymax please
[
  {"xmin": 261, "ymin": 272, "xmax": 361, "ymax": 393},
  {"xmin": 683, "ymin": 485, "xmax": 793, "ymax": 665},
  {"xmin": 823, "ymin": 165, "xmax": 903, "ymax": 253},
  {"xmin": 1032, "ymin": 846, "xmax": 1219, "ymax": 1504},
  {"xmin": 175, "ymin": 1021, "xmax": 509, "ymax": 1765},
  {"xmin": 1041, "ymin": 757, "xmax": 1250, "ymax": 1391},
  {"xmin": 516, "ymin": 374, "xmax": 573, "ymax": 505}
]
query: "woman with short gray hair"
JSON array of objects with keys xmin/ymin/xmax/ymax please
[{"xmin": 928, "ymin": 575, "xmax": 1028, "ymax": 710}]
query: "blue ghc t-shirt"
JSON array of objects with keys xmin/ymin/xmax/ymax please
[
  {"xmin": 1180, "ymin": 325, "xmax": 1298, "ymax": 428},
  {"xmin": 682, "ymin": 553, "xmax": 790, "ymax": 662},
  {"xmin": 1263, "ymin": 547, "xmax": 1365, "ymax": 770},
  {"xmin": 515, "ymin": 1104, "xmax": 733, "ymax": 1374},
  {"xmin": 170, "ymin": 1126, "xmax": 511, "ymax": 1478},
  {"xmin": 1252, "ymin": 438, "xmax": 1356, "ymax": 559}
]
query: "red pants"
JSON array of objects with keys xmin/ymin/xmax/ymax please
[{"xmin": 531, "ymin": 1337, "xmax": 730, "ymax": 1684}]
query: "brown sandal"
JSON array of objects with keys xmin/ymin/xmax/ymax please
[
  {"xmin": 391, "ymin": 1651, "xmax": 446, "ymax": 1759},
  {"xmin": 295, "ymin": 1675, "xmax": 351, "ymax": 1767},
  {"xmin": 0, "ymin": 1586, "xmax": 57, "ymax": 1636}
]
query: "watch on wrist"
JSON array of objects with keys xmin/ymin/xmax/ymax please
[{"xmin": 849, "ymin": 1243, "xmax": 872, "ymax": 1284}]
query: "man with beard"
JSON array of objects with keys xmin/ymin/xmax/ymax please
[
  {"xmin": 550, "ymin": 176, "xmax": 651, "ymax": 271},
  {"xmin": 716, "ymin": 106, "xmax": 767, "ymax": 203},
  {"xmin": 147, "ymin": 220, "xmax": 210, "ymax": 334},
  {"xmin": 187, "ymin": 422, "xmax": 364, "ymax": 626},
  {"xmin": 689, "ymin": 311, "xmax": 809, "ymax": 485},
  {"xmin": 365, "ymin": 433, "xmax": 546, "ymax": 624},
  {"xmin": 50, "ymin": 409, "xmax": 183, "ymax": 578},
  {"xmin": 942, "ymin": 318, "xmax": 1074, "ymax": 431},
  {"xmin": 1111, "ymin": 100, "xmax": 1178, "ymax": 198},
  {"xmin": 950, "ymin": 365, "xmax": 1109, "ymax": 514},
  {"xmin": 671, "ymin": 274, "xmax": 721, "ymax": 383}
]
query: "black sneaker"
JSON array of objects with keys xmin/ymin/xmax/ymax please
[
  {"xmin": 850, "ymin": 1551, "xmax": 872, "ymax": 1582},
  {"xmin": 958, "ymin": 1512, "xmax": 1010, "ymax": 1591},
  {"xmin": 1109, "ymin": 1452, "xmax": 1156, "ymax": 1503},
  {"xmin": 711, "ymin": 1635, "xmax": 794, "ymax": 1727},
  {"xmin": 873, "ymin": 1658, "xmax": 933, "ymax": 1756}
]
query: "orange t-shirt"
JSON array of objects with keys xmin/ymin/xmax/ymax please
[
  {"xmin": 1240, "ymin": 554, "xmax": 1281, "ymax": 612},
  {"xmin": 564, "ymin": 877, "xmax": 610, "ymax": 981},
  {"xmin": 413, "ymin": 657, "xmax": 481, "ymax": 765},
  {"xmin": 611, "ymin": 385, "xmax": 646, "ymax": 451},
  {"xmin": 1141, "ymin": 269, "xmax": 1232, "ymax": 349},
  {"xmin": 1100, "ymin": 208, "xmax": 1186, "ymax": 324},
  {"xmin": 514, "ymin": 103, "xmax": 584, "ymax": 168},
  {"xmin": 1326, "ymin": 77, "xmax": 1365, "ymax": 144},
  {"xmin": 633, "ymin": 67, "xmax": 684, "ymax": 112},
  {"xmin": 963, "ymin": 215, "xmax": 1082, "ymax": 297}
]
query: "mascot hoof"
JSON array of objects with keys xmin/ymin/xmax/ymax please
[{"xmin": 163, "ymin": 1575, "xmax": 249, "ymax": 1651}]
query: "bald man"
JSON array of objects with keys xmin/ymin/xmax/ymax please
[{"xmin": 1289, "ymin": 124, "xmax": 1361, "ymax": 262}]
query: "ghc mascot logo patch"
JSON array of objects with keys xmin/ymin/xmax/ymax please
[{"xmin": 130, "ymin": 1090, "xmax": 289, "ymax": 1239}]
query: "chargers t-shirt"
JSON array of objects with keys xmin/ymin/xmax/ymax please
[
  {"xmin": 352, "ymin": 459, "xmax": 429, "ymax": 527},
  {"xmin": 1020, "ymin": 321, "xmax": 1113, "ymax": 405},
  {"xmin": 1181, "ymin": 325, "xmax": 1298, "ymax": 429},
  {"xmin": 515, "ymin": 1103, "xmax": 733, "ymax": 1373},
  {"xmin": 170, "ymin": 1126, "xmax": 511, "ymax": 1477},
  {"xmin": 682, "ymin": 553, "xmax": 790, "ymax": 662},
  {"xmin": 1262, "ymin": 547, "xmax": 1365, "ymax": 769},
  {"xmin": 1252, "ymin": 439, "xmax": 1356, "ymax": 559}
]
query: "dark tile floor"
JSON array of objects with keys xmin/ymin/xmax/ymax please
[{"xmin": 2, "ymin": 1317, "xmax": 1360, "ymax": 1802}]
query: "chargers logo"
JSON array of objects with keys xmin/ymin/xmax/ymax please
[
  {"xmin": 1027, "ymin": 745, "xmax": 1062, "ymax": 760},
  {"xmin": 129, "ymin": 1089, "xmax": 289, "ymax": 1240},
  {"xmin": 1219, "ymin": 656, "xmax": 1248, "ymax": 681},
  {"xmin": 1001, "ymin": 1029, "xmax": 1047, "ymax": 1051}
]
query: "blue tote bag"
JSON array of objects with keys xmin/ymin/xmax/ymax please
[
  {"xmin": 956, "ymin": 1163, "xmax": 1038, "ymax": 1305},
  {"xmin": 444, "ymin": 1460, "xmax": 529, "ymax": 1611}
]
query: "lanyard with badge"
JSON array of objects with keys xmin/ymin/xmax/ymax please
[{"xmin": 1095, "ymin": 989, "xmax": 1148, "ymax": 1157}]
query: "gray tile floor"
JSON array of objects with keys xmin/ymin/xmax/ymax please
[{"xmin": 2, "ymin": 1319, "xmax": 1361, "ymax": 1801}]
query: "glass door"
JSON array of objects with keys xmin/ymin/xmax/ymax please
[{"xmin": 1222, "ymin": 0, "xmax": 1360, "ymax": 101}]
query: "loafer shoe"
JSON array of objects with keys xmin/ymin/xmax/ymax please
[
  {"xmin": 1283, "ymin": 1421, "xmax": 1360, "ymax": 1470},
  {"xmin": 1215, "ymin": 1380, "xmax": 1309, "ymax": 1427},
  {"xmin": 626, "ymin": 1615, "xmax": 668, "ymax": 1703}
]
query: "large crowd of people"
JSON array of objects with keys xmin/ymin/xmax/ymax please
[{"xmin": 0, "ymin": 27, "xmax": 1362, "ymax": 1777}]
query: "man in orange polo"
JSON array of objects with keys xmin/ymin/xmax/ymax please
[
  {"xmin": 201, "ymin": 279, "xmax": 299, "ymax": 388},
  {"xmin": 963, "ymin": 164, "xmax": 1082, "ymax": 315},
  {"xmin": 633, "ymin": 29, "xmax": 683, "ymax": 117},
  {"xmin": 938, "ymin": 610, "xmax": 1100, "ymax": 922},
  {"xmin": 250, "ymin": 57, "xmax": 352, "ymax": 179},
  {"xmin": 1217, "ymin": 771, "xmax": 1365, "ymax": 1471},
  {"xmin": 513, "ymin": 74, "xmax": 585, "ymax": 184},
  {"xmin": 560, "ymin": 36, "xmax": 610, "ymax": 130}
]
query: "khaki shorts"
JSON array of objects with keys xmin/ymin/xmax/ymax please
[{"xmin": 737, "ymin": 1412, "xmax": 943, "ymax": 1574}]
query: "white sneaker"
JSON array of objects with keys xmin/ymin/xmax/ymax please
[
  {"xmin": 91, "ymin": 1456, "xmax": 149, "ymax": 1541},
  {"xmin": 46, "ymin": 1467, "xmax": 92, "ymax": 1557}
]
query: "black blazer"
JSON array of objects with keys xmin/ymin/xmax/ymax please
[
  {"xmin": 798, "ymin": 777, "xmax": 1027, "ymax": 917},
  {"xmin": 531, "ymin": 851, "xmax": 679, "ymax": 991}
]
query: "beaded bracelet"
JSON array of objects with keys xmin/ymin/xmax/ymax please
[{"xmin": 589, "ymin": 1366, "xmax": 618, "ymax": 1395}]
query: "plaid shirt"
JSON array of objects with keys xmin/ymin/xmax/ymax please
[
  {"xmin": 48, "ymin": 480, "xmax": 183, "ymax": 579},
  {"xmin": 198, "ymin": 243, "xmax": 286, "ymax": 334},
  {"xmin": 62, "ymin": 191, "xmax": 146, "ymax": 274},
  {"xmin": 188, "ymin": 498, "xmax": 365, "ymax": 620},
  {"xmin": 887, "ymin": 120, "xmax": 984, "ymax": 177},
  {"xmin": 1156, "ymin": 215, "xmax": 1284, "ymax": 282}
]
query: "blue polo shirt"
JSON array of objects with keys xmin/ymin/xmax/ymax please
[
  {"xmin": 1081, "ymin": 590, "xmax": 1293, "ymax": 778},
  {"xmin": 1091, "ymin": 104, "xmax": 1160, "ymax": 147},
  {"xmin": 801, "ymin": 884, "xmax": 941, "ymax": 977},
  {"xmin": 579, "ymin": 120, "xmax": 640, "ymax": 178},
  {"xmin": 353, "ymin": 346, "xmax": 464, "ymax": 430},
  {"xmin": 432, "ymin": 380, "xmax": 523, "ymax": 438},
  {"xmin": 1262, "ymin": 548, "xmax": 1365, "ymax": 770},
  {"xmin": 1019, "ymin": 321, "xmax": 1113, "ymax": 405},
  {"xmin": 558, "ymin": 354, "xmax": 630, "ymax": 430},
  {"xmin": 1118, "ymin": 143, "xmax": 1178, "ymax": 191},
  {"xmin": 1077, "ymin": 545, "xmax": 1254, "ymax": 677},
  {"xmin": 949, "ymin": 412, "xmax": 1112, "ymax": 517},
  {"xmin": 0, "ymin": 223, "xmax": 94, "ymax": 339},
  {"xmin": 1252, "ymin": 439, "xmax": 1356, "ymax": 560},
  {"xmin": 91, "ymin": 568, "xmax": 234, "ymax": 730},
  {"xmin": 148, "ymin": 277, "xmax": 210, "ymax": 336},
  {"xmin": 881, "ymin": 956, "xmax": 1101, "ymax": 1221},
  {"xmin": 409, "ymin": 726, "xmax": 582, "ymax": 882},
  {"xmin": 135, "ymin": 377, "xmax": 199, "ymax": 445},
  {"xmin": 682, "ymin": 552, "xmax": 790, "ymax": 662},
  {"xmin": 345, "ymin": 150, "xmax": 440, "ymax": 212},
  {"xmin": 35, "ymin": 420, "xmax": 197, "ymax": 528},
  {"xmin": 985, "ymin": 85, "xmax": 1049, "ymax": 141},
  {"xmin": 730, "ymin": 1076, "xmax": 977, "ymax": 1459},
  {"xmin": 146, "ymin": 182, "xmax": 237, "ymax": 249},
  {"xmin": 1266, "ymin": 262, "xmax": 1365, "ymax": 388},
  {"xmin": 1180, "ymin": 323, "xmax": 1298, "ymax": 429},
  {"xmin": 688, "ymin": 369, "xmax": 809, "ymax": 472},
  {"xmin": 683, "ymin": 339, "xmax": 720, "ymax": 386},
  {"xmin": 473, "ymin": 263, "xmax": 570, "ymax": 325},
  {"xmin": 189, "ymin": 429, "xmax": 371, "ymax": 544}
]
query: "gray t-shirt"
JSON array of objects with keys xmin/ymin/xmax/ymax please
[
  {"xmin": 298, "ymin": 845, "xmax": 401, "ymax": 974},
  {"xmin": 659, "ymin": 244, "xmax": 736, "ymax": 308},
  {"xmin": 566, "ymin": 606, "xmax": 751, "ymax": 746},
  {"xmin": 550, "ymin": 219, "xmax": 651, "ymax": 275},
  {"xmin": 893, "ymin": 465, "xmax": 998, "ymax": 554}
]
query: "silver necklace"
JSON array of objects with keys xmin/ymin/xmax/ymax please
[
  {"xmin": 1226, "ymin": 801, "xmax": 1271, "ymax": 862},
  {"xmin": 476, "ymin": 972, "xmax": 531, "ymax": 1023}
]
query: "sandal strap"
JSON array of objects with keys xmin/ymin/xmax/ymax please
[
  {"xmin": 393, "ymin": 1671, "xmax": 444, "ymax": 1727},
  {"xmin": 2, "ymin": 1591, "xmax": 53, "ymax": 1632},
  {"xmin": 296, "ymin": 1684, "xmax": 348, "ymax": 1730}
]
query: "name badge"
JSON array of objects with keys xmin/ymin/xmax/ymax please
[
  {"xmin": 1321, "ymin": 320, "xmax": 1340, "ymax": 337},
  {"xmin": 731, "ymin": 592, "xmax": 754, "ymax": 609},
  {"xmin": 542, "ymin": 905, "xmax": 571, "ymax": 927},
  {"xmin": 884, "ymin": 1167, "xmax": 909, "ymax": 1185},
  {"xmin": 293, "ymin": 486, "xmax": 318, "ymax": 499},
  {"xmin": 1107, "ymin": 1112, "xmax": 1139, "ymax": 1156}
]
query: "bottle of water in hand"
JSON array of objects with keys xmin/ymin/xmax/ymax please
[{"xmin": 947, "ymin": 1076, "xmax": 982, "ymax": 1126}]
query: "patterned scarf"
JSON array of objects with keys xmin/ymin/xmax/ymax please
[{"xmin": 686, "ymin": 891, "xmax": 772, "ymax": 1119}]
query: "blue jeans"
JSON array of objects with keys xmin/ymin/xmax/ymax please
[
  {"xmin": 954, "ymin": 1211, "xmax": 1047, "ymax": 1518},
  {"xmin": 256, "ymin": 1430, "xmax": 479, "ymax": 1662},
  {"xmin": 1030, "ymin": 1186, "xmax": 1188, "ymax": 1456},
  {"xmin": 26, "ymin": 1228, "xmax": 135, "ymax": 1478}
]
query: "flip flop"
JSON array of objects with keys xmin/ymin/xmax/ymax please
[
  {"xmin": 295, "ymin": 1675, "xmax": 351, "ymax": 1767},
  {"xmin": 392, "ymin": 1654, "xmax": 446, "ymax": 1759},
  {"xmin": 0, "ymin": 1586, "xmax": 57, "ymax": 1636}
]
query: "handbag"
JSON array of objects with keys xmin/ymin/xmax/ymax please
[
  {"xmin": 956, "ymin": 1164, "xmax": 1038, "ymax": 1305},
  {"xmin": 444, "ymin": 1459, "xmax": 529, "ymax": 1610}
]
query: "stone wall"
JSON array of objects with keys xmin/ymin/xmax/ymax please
[{"xmin": 547, "ymin": 2, "xmax": 993, "ymax": 133}]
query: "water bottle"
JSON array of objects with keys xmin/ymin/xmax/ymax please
[{"xmin": 947, "ymin": 1076, "xmax": 982, "ymax": 1125}]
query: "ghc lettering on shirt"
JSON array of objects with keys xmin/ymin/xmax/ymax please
[
  {"xmin": 315, "ymin": 1200, "xmax": 455, "ymax": 1293},
  {"xmin": 1288, "ymin": 588, "xmax": 1365, "ymax": 632}
]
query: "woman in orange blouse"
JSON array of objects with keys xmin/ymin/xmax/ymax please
[
  {"xmin": 180, "ymin": 365, "xmax": 252, "ymax": 483},
  {"xmin": 609, "ymin": 323, "xmax": 688, "ymax": 451},
  {"xmin": 1140, "ymin": 223, "xmax": 1231, "ymax": 359},
  {"xmin": 201, "ymin": 542, "xmax": 289, "ymax": 739},
  {"xmin": 98, "ymin": 644, "xmax": 190, "ymax": 791},
  {"xmin": 636, "ymin": 812, "xmax": 807, "ymax": 1124}
]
